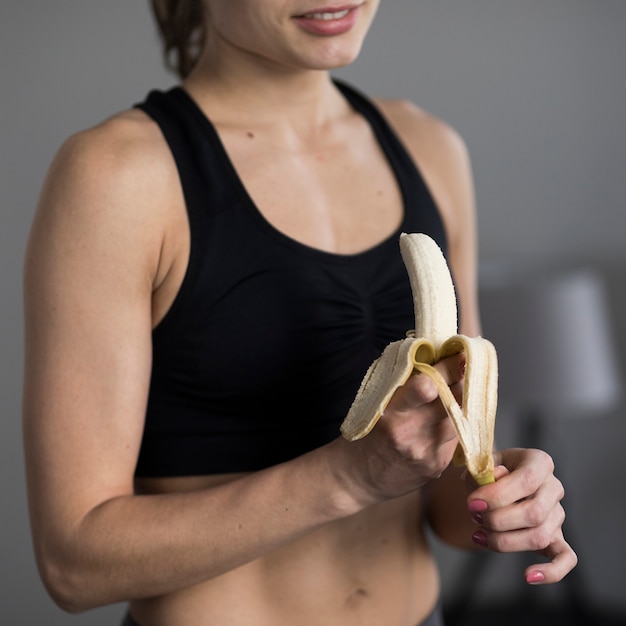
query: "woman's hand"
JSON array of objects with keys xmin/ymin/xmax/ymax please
[
  {"xmin": 331, "ymin": 354, "xmax": 465, "ymax": 507},
  {"xmin": 467, "ymin": 448, "xmax": 578, "ymax": 584}
]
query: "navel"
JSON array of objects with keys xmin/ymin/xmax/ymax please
[{"xmin": 345, "ymin": 586, "xmax": 371, "ymax": 607}]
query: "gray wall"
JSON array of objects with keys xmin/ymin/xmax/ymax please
[{"xmin": 2, "ymin": 2, "xmax": 624, "ymax": 623}]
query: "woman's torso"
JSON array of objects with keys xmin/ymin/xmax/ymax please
[
  {"xmin": 127, "ymin": 79, "xmax": 445, "ymax": 625},
  {"xmin": 133, "ymin": 476, "xmax": 438, "ymax": 626}
]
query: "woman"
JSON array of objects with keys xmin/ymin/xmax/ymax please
[{"xmin": 23, "ymin": 2, "xmax": 577, "ymax": 625}]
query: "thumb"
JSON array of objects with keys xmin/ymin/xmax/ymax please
[{"xmin": 493, "ymin": 464, "xmax": 510, "ymax": 481}]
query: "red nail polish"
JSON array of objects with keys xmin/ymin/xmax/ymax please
[
  {"xmin": 471, "ymin": 512, "xmax": 483, "ymax": 525},
  {"xmin": 471, "ymin": 530, "xmax": 488, "ymax": 547},
  {"xmin": 526, "ymin": 571, "xmax": 545, "ymax": 584},
  {"xmin": 468, "ymin": 499, "xmax": 488, "ymax": 513}
]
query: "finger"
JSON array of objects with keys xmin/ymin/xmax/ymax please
[
  {"xmin": 466, "ymin": 463, "xmax": 508, "ymax": 493},
  {"xmin": 474, "ymin": 501, "xmax": 566, "ymax": 554},
  {"xmin": 492, "ymin": 465, "xmax": 510, "ymax": 481},
  {"xmin": 479, "ymin": 473, "xmax": 565, "ymax": 533},
  {"xmin": 388, "ymin": 354, "xmax": 464, "ymax": 413},
  {"xmin": 524, "ymin": 532, "xmax": 579, "ymax": 585},
  {"xmin": 472, "ymin": 448, "xmax": 556, "ymax": 509},
  {"xmin": 381, "ymin": 393, "xmax": 459, "ymax": 451},
  {"xmin": 434, "ymin": 353, "xmax": 466, "ymax": 387},
  {"xmin": 386, "ymin": 373, "xmax": 439, "ymax": 413}
]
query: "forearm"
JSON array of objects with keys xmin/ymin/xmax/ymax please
[
  {"xmin": 424, "ymin": 463, "xmax": 477, "ymax": 551},
  {"xmin": 40, "ymin": 441, "xmax": 360, "ymax": 613}
]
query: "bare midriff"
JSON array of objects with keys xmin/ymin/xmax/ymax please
[{"xmin": 131, "ymin": 474, "xmax": 439, "ymax": 626}]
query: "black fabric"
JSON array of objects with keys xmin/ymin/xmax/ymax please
[
  {"xmin": 421, "ymin": 597, "xmax": 445, "ymax": 626},
  {"xmin": 133, "ymin": 80, "xmax": 447, "ymax": 477},
  {"xmin": 121, "ymin": 613, "xmax": 141, "ymax": 626}
]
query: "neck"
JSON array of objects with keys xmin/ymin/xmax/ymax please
[{"xmin": 183, "ymin": 46, "xmax": 349, "ymax": 138}]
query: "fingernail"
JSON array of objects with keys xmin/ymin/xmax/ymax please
[
  {"xmin": 471, "ymin": 530, "xmax": 488, "ymax": 548},
  {"xmin": 526, "ymin": 571, "xmax": 545, "ymax": 584},
  {"xmin": 471, "ymin": 512, "xmax": 483, "ymax": 525},
  {"xmin": 468, "ymin": 499, "xmax": 488, "ymax": 513}
]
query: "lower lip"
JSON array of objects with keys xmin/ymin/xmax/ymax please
[{"xmin": 292, "ymin": 7, "xmax": 360, "ymax": 36}]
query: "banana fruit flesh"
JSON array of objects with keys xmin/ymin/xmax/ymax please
[{"xmin": 340, "ymin": 233, "xmax": 497, "ymax": 485}]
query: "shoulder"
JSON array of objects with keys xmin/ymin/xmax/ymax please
[
  {"xmin": 372, "ymin": 97, "xmax": 476, "ymax": 242},
  {"xmin": 45, "ymin": 108, "xmax": 176, "ymax": 205},
  {"xmin": 36, "ymin": 105, "xmax": 181, "ymax": 241},
  {"xmin": 373, "ymin": 98, "xmax": 471, "ymax": 184},
  {"xmin": 28, "ymin": 107, "xmax": 183, "ymax": 289}
]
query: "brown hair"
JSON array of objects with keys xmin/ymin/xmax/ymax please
[{"xmin": 150, "ymin": 0, "xmax": 206, "ymax": 79}]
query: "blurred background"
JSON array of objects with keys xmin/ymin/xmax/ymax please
[{"xmin": 2, "ymin": 1, "xmax": 624, "ymax": 624}]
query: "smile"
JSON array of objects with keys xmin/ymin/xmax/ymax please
[
  {"xmin": 303, "ymin": 10, "xmax": 350, "ymax": 20},
  {"xmin": 293, "ymin": 5, "xmax": 362, "ymax": 36}
]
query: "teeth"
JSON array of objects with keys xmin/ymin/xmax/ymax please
[
  {"xmin": 304, "ymin": 9, "xmax": 350, "ymax": 20},
  {"xmin": 341, "ymin": 233, "xmax": 498, "ymax": 486}
]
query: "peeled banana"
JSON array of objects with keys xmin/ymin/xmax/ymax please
[{"xmin": 340, "ymin": 233, "xmax": 497, "ymax": 485}]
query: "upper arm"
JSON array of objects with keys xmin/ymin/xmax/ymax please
[
  {"xmin": 23, "ymin": 118, "xmax": 170, "ymax": 549},
  {"xmin": 375, "ymin": 99, "xmax": 481, "ymax": 336}
]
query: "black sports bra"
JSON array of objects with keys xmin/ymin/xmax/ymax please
[{"xmin": 134, "ymin": 80, "xmax": 447, "ymax": 476}]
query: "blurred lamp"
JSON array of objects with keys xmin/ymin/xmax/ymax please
[{"xmin": 480, "ymin": 268, "xmax": 621, "ymax": 421}]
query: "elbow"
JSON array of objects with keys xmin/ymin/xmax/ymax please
[
  {"xmin": 39, "ymin": 561, "xmax": 90, "ymax": 614},
  {"xmin": 36, "ymin": 546, "xmax": 104, "ymax": 614},
  {"xmin": 29, "ymin": 498, "xmax": 133, "ymax": 613}
]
